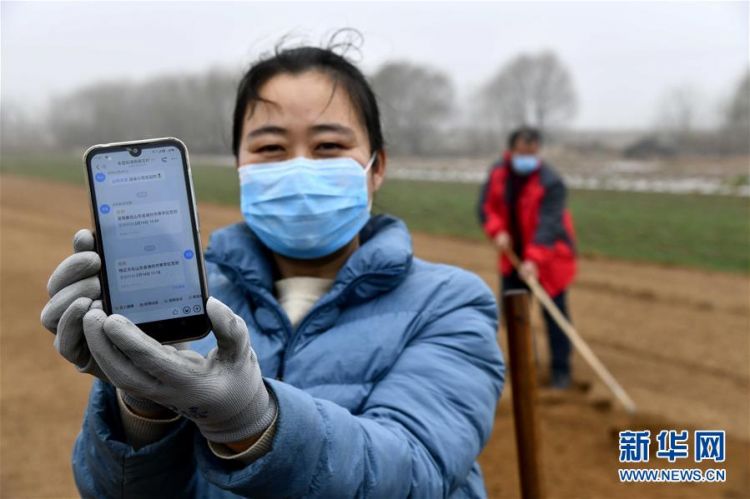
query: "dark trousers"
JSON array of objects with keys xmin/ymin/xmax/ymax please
[{"xmin": 501, "ymin": 272, "xmax": 572, "ymax": 377}]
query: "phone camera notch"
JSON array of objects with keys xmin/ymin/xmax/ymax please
[{"xmin": 128, "ymin": 146, "xmax": 142, "ymax": 157}]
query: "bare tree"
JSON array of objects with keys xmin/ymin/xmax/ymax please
[
  {"xmin": 655, "ymin": 85, "xmax": 700, "ymax": 144},
  {"xmin": 1, "ymin": 101, "xmax": 51, "ymax": 152},
  {"xmin": 48, "ymin": 69, "xmax": 237, "ymax": 153},
  {"xmin": 722, "ymin": 70, "xmax": 750, "ymax": 154},
  {"xmin": 478, "ymin": 51, "xmax": 577, "ymax": 134},
  {"xmin": 370, "ymin": 61, "xmax": 454, "ymax": 155}
]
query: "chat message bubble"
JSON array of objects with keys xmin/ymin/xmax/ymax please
[
  {"xmin": 115, "ymin": 252, "xmax": 186, "ymax": 292},
  {"xmin": 109, "ymin": 169, "xmax": 166, "ymax": 186},
  {"xmin": 114, "ymin": 201, "xmax": 182, "ymax": 239}
]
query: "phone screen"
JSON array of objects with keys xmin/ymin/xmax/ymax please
[{"xmin": 88, "ymin": 144, "xmax": 205, "ymax": 325}]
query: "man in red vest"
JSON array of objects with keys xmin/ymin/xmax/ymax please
[{"xmin": 478, "ymin": 127, "xmax": 577, "ymax": 388}]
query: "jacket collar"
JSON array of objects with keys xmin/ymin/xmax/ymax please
[{"xmin": 204, "ymin": 214, "xmax": 413, "ymax": 304}]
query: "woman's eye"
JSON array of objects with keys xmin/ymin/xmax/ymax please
[
  {"xmin": 256, "ymin": 144, "xmax": 284, "ymax": 153},
  {"xmin": 316, "ymin": 142, "xmax": 343, "ymax": 152}
]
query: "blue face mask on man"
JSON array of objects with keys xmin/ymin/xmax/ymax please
[
  {"xmin": 511, "ymin": 154, "xmax": 540, "ymax": 175},
  {"xmin": 238, "ymin": 153, "xmax": 376, "ymax": 259}
]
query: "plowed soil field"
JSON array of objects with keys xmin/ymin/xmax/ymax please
[{"xmin": 2, "ymin": 175, "xmax": 748, "ymax": 498}]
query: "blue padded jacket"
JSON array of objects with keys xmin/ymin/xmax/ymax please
[{"xmin": 72, "ymin": 215, "xmax": 505, "ymax": 498}]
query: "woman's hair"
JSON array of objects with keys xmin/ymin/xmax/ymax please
[{"xmin": 231, "ymin": 30, "xmax": 384, "ymax": 159}]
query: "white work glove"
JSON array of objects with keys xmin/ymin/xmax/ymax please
[
  {"xmin": 83, "ymin": 297, "xmax": 277, "ymax": 444},
  {"xmin": 41, "ymin": 229, "xmax": 173, "ymax": 417}
]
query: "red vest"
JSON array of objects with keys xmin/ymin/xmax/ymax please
[{"xmin": 480, "ymin": 156, "xmax": 577, "ymax": 297}]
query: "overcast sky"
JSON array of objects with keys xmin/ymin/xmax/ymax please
[{"xmin": 2, "ymin": 1, "xmax": 748, "ymax": 129}]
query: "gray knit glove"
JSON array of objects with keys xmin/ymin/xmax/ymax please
[
  {"xmin": 41, "ymin": 229, "xmax": 173, "ymax": 417},
  {"xmin": 41, "ymin": 229, "xmax": 102, "ymax": 375},
  {"xmin": 83, "ymin": 297, "xmax": 277, "ymax": 444}
]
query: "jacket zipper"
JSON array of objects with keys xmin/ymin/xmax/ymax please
[
  {"xmin": 254, "ymin": 293, "xmax": 293, "ymax": 381},
  {"xmin": 253, "ymin": 271, "xmax": 393, "ymax": 382}
]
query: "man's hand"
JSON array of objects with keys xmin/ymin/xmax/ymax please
[
  {"xmin": 494, "ymin": 231, "xmax": 511, "ymax": 252},
  {"xmin": 520, "ymin": 260, "xmax": 538, "ymax": 281},
  {"xmin": 83, "ymin": 297, "xmax": 277, "ymax": 444}
]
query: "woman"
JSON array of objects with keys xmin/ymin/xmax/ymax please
[{"xmin": 41, "ymin": 39, "xmax": 505, "ymax": 498}]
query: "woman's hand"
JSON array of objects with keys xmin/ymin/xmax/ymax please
[
  {"xmin": 83, "ymin": 297, "xmax": 277, "ymax": 445},
  {"xmin": 40, "ymin": 229, "xmax": 104, "ymax": 377},
  {"xmin": 41, "ymin": 229, "xmax": 174, "ymax": 418}
]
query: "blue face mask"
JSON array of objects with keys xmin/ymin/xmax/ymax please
[
  {"xmin": 239, "ymin": 154, "xmax": 376, "ymax": 259},
  {"xmin": 511, "ymin": 154, "xmax": 539, "ymax": 175}
]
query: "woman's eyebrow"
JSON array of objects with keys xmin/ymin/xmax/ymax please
[
  {"xmin": 310, "ymin": 123, "xmax": 355, "ymax": 139},
  {"xmin": 246, "ymin": 125, "xmax": 287, "ymax": 140}
]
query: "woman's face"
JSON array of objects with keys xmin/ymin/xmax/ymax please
[{"xmin": 237, "ymin": 70, "xmax": 386, "ymax": 198}]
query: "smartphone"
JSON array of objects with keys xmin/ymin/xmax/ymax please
[{"xmin": 84, "ymin": 137, "xmax": 210, "ymax": 343}]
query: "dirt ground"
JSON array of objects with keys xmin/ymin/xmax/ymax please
[{"xmin": 1, "ymin": 175, "xmax": 748, "ymax": 498}]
